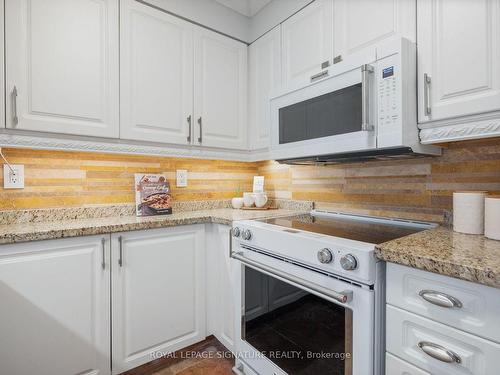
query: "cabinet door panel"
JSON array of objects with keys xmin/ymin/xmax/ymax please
[
  {"xmin": 111, "ymin": 226, "xmax": 206, "ymax": 373},
  {"xmin": 5, "ymin": 0, "xmax": 119, "ymax": 137},
  {"xmin": 248, "ymin": 25, "xmax": 281, "ymax": 150},
  {"xmin": 0, "ymin": 236, "xmax": 110, "ymax": 375},
  {"xmin": 0, "ymin": 1, "xmax": 4, "ymax": 129},
  {"xmin": 418, "ymin": 0, "xmax": 500, "ymax": 122},
  {"xmin": 120, "ymin": 0, "xmax": 194, "ymax": 144},
  {"xmin": 281, "ymin": 0, "xmax": 334, "ymax": 89},
  {"xmin": 334, "ymin": 0, "xmax": 415, "ymax": 58},
  {"xmin": 194, "ymin": 28, "xmax": 247, "ymax": 150}
]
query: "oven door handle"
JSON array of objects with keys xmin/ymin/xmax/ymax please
[{"xmin": 232, "ymin": 252, "xmax": 353, "ymax": 304}]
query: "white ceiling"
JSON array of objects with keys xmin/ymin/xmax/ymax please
[{"xmin": 215, "ymin": 0, "xmax": 273, "ymax": 17}]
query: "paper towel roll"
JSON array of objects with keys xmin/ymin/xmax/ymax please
[
  {"xmin": 453, "ymin": 191, "xmax": 486, "ymax": 234},
  {"xmin": 485, "ymin": 196, "xmax": 500, "ymax": 240}
]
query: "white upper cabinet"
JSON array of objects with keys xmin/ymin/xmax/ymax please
[
  {"xmin": 281, "ymin": 0, "xmax": 334, "ymax": 89},
  {"xmin": 194, "ymin": 27, "xmax": 247, "ymax": 150},
  {"xmin": 120, "ymin": 0, "xmax": 194, "ymax": 145},
  {"xmin": 5, "ymin": 0, "xmax": 119, "ymax": 138},
  {"xmin": 0, "ymin": 236, "xmax": 110, "ymax": 375},
  {"xmin": 417, "ymin": 0, "xmax": 500, "ymax": 123},
  {"xmin": 333, "ymin": 0, "xmax": 416, "ymax": 59},
  {"xmin": 111, "ymin": 225, "xmax": 206, "ymax": 373},
  {"xmin": 1, "ymin": 1, "xmax": 4, "ymax": 129},
  {"xmin": 248, "ymin": 25, "xmax": 281, "ymax": 150}
]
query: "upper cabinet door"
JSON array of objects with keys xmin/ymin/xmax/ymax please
[
  {"xmin": 417, "ymin": 0, "xmax": 500, "ymax": 123},
  {"xmin": 0, "ymin": 1, "xmax": 4, "ymax": 129},
  {"xmin": 5, "ymin": 0, "xmax": 119, "ymax": 138},
  {"xmin": 333, "ymin": 0, "xmax": 416, "ymax": 59},
  {"xmin": 248, "ymin": 25, "xmax": 281, "ymax": 150},
  {"xmin": 120, "ymin": 0, "xmax": 194, "ymax": 145},
  {"xmin": 194, "ymin": 28, "xmax": 247, "ymax": 150},
  {"xmin": 281, "ymin": 0, "xmax": 334, "ymax": 89}
]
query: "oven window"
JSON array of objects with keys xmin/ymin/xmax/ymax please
[
  {"xmin": 243, "ymin": 267, "xmax": 353, "ymax": 375},
  {"xmin": 279, "ymin": 83, "xmax": 362, "ymax": 144}
]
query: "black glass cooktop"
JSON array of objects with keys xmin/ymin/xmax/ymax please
[{"xmin": 258, "ymin": 213, "xmax": 432, "ymax": 244}]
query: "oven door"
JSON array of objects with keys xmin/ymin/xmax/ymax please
[
  {"xmin": 270, "ymin": 59, "xmax": 377, "ymax": 161},
  {"xmin": 232, "ymin": 247, "xmax": 375, "ymax": 375}
]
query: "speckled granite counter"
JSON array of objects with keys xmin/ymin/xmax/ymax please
[
  {"xmin": 375, "ymin": 226, "xmax": 500, "ymax": 289},
  {"xmin": 0, "ymin": 207, "xmax": 309, "ymax": 245}
]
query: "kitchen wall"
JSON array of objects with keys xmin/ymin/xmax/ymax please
[
  {"xmin": 0, "ymin": 149, "xmax": 257, "ymax": 210},
  {"xmin": 258, "ymin": 138, "xmax": 500, "ymax": 223},
  {"xmin": 1, "ymin": 138, "xmax": 499, "ymax": 217}
]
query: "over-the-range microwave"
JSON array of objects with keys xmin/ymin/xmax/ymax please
[{"xmin": 270, "ymin": 37, "xmax": 441, "ymax": 164}]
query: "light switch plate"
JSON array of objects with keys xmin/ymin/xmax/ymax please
[
  {"xmin": 176, "ymin": 169, "xmax": 188, "ymax": 187},
  {"xmin": 4, "ymin": 164, "xmax": 25, "ymax": 189}
]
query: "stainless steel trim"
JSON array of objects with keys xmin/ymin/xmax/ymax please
[
  {"xmin": 12, "ymin": 86, "xmax": 19, "ymax": 126},
  {"xmin": 101, "ymin": 238, "xmax": 106, "ymax": 270},
  {"xmin": 118, "ymin": 236, "xmax": 123, "ymax": 267},
  {"xmin": 321, "ymin": 60, "xmax": 330, "ymax": 69},
  {"xmin": 333, "ymin": 55, "xmax": 343, "ymax": 64},
  {"xmin": 186, "ymin": 115, "xmax": 192, "ymax": 143},
  {"xmin": 361, "ymin": 64, "xmax": 374, "ymax": 131},
  {"xmin": 310, "ymin": 70, "xmax": 329, "ymax": 83},
  {"xmin": 419, "ymin": 290, "xmax": 463, "ymax": 308},
  {"xmin": 424, "ymin": 73, "xmax": 432, "ymax": 115},
  {"xmin": 231, "ymin": 252, "xmax": 353, "ymax": 304},
  {"xmin": 197, "ymin": 117, "xmax": 202, "ymax": 143},
  {"xmin": 418, "ymin": 341, "xmax": 461, "ymax": 364}
]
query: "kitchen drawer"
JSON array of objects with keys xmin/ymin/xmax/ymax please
[
  {"xmin": 387, "ymin": 263, "xmax": 500, "ymax": 343},
  {"xmin": 386, "ymin": 353, "xmax": 430, "ymax": 375},
  {"xmin": 386, "ymin": 305, "xmax": 500, "ymax": 375}
]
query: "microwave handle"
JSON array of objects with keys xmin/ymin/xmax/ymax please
[{"xmin": 361, "ymin": 64, "xmax": 374, "ymax": 131}]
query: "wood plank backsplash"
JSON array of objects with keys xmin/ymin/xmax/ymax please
[
  {"xmin": 257, "ymin": 138, "xmax": 500, "ymax": 222},
  {"xmin": 1, "ymin": 138, "xmax": 499, "ymax": 221},
  {"xmin": 0, "ymin": 149, "xmax": 257, "ymax": 210}
]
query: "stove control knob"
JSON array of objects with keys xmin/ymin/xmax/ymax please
[
  {"xmin": 317, "ymin": 248, "xmax": 333, "ymax": 264},
  {"xmin": 232, "ymin": 227, "xmax": 241, "ymax": 238},
  {"xmin": 242, "ymin": 229, "xmax": 252, "ymax": 241},
  {"xmin": 340, "ymin": 254, "xmax": 358, "ymax": 271}
]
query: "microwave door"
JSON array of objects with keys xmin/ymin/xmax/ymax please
[{"xmin": 270, "ymin": 65, "xmax": 376, "ymax": 160}]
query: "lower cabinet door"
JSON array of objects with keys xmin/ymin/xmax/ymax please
[
  {"xmin": 386, "ymin": 353, "xmax": 430, "ymax": 375},
  {"xmin": 0, "ymin": 235, "xmax": 111, "ymax": 375},
  {"xmin": 111, "ymin": 225, "xmax": 206, "ymax": 373}
]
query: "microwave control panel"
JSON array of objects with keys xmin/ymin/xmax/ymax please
[{"xmin": 377, "ymin": 65, "xmax": 399, "ymax": 128}]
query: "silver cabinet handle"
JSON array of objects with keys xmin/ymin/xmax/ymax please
[
  {"xmin": 424, "ymin": 73, "xmax": 432, "ymax": 115},
  {"xmin": 419, "ymin": 290, "xmax": 462, "ymax": 308},
  {"xmin": 361, "ymin": 64, "xmax": 374, "ymax": 131},
  {"xmin": 12, "ymin": 86, "xmax": 19, "ymax": 126},
  {"xmin": 101, "ymin": 238, "xmax": 106, "ymax": 270},
  {"xmin": 418, "ymin": 341, "xmax": 461, "ymax": 364},
  {"xmin": 310, "ymin": 70, "xmax": 329, "ymax": 83},
  {"xmin": 197, "ymin": 117, "xmax": 202, "ymax": 143},
  {"xmin": 231, "ymin": 251, "xmax": 353, "ymax": 304},
  {"xmin": 187, "ymin": 115, "xmax": 192, "ymax": 143},
  {"xmin": 118, "ymin": 236, "xmax": 123, "ymax": 267}
]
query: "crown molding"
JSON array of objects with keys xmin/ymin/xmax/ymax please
[
  {"xmin": 0, "ymin": 131, "xmax": 257, "ymax": 161},
  {"xmin": 419, "ymin": 112, "xmax": 500, "ymax": 144}
]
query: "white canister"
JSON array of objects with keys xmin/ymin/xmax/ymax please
[
  {"xmin": 231, "ymin": 197, "xmax": 244, "ymax": 209},
  {"xmin": 243, "ymin": 192, "xmax": 255, "ymax": 207},
  {"xmin": 453, "ymin": 191, "xmax": 487, "ymax": 234},
  {"xmin": 485, "ymin": 196, "xmax": 500, "ymax": 240}
]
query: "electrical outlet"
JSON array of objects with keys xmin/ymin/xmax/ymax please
[
  {"xmin": 176, "ymin": 169, "xmax": 188, "ymax": 187},
  {"xmin": 3, "ymin": 164, "xmax": 25, "ymax": 189}
]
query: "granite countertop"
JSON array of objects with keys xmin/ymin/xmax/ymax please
[
  {"xmin": 0, "ymin": 208, "xmax": 306, "ymax": 245},
  {"xmin": 375, "ymin": 226, "xmax": 500, "ymax": 289}
]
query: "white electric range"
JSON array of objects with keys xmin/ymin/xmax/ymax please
[{"xmin": 230, "ymin": 210, "xmax": 436, "ymax": 375}]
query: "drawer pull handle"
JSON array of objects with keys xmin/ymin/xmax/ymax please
[
  {"xmin": 419, "ymin": 290, "xmax": 462, "ymax": 308},
  {"xmin": 418, "ymin": 341, "xmax": 461, "ymax": 364}
]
